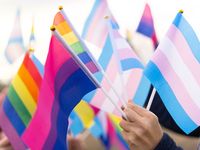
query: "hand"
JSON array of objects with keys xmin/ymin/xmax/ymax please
[
  {"xmin": 67, "ymin": 134, "xmax": 86, "ymax": 150},
  {"xmin": 119, "ymin": 101, "xmax": 163, "ymax": 150}
]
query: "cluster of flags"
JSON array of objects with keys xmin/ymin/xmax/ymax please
[{"xmin": 1, "ymin": 0, "xmax": 200, "ymax": 149}]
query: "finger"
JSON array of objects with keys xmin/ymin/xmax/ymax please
[
  {"xmin": 124, "ymin": 108, "xmax": 143, "ymax": 123},
  {"xmin": 127, "ymin": 102, "xmax": 149, "ymax": 117},
  {"xmin": 119, "ymin": 119, "xmax": 135, "ymax": 132}
]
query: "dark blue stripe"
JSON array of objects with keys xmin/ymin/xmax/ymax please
[
  {"xmin": 121, "ymin": 58, "xmax": 144, "ymax": 71},
  {"xmin": 98, "ymin": 35, "xmax": 113, "ymax": 70},
  {"xmin": 137, "ymin": 20, "xmax": 154, "ymax": 37},
  {"xmin": 69, "ymin": 111, "xmax": 84, "ymax": 136},
  {"xmin": 144, "ymin": 61, "xmax": 198, "ymax": 134},
  {"xmin": 78, "ymin": 51, "xmax": 92, "ymax": 64},
  {"xmin": 133, "ymin": 74, "xmax": 151, "ymax": 106},
  {"xmin": 53, "ymin": 69, "xmax": 97, "ymax": 149},
  {"xmin": 173, "ymin": 12, "xmax": 200, "ymax": 63},
  {"xmin": 3, "ymin": 96, "xmax": 26, "ymax": 135},
  {"xmin": 82, "ymin": 0, "xmax": 101, "ymax": 38}
]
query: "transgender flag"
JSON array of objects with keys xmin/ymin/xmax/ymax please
[
  {"xmin": 83, "ymin": 22, "xmax": 151, "ymax": 116},
  {"xmin": 144, "ymin": 11, "xmax": 200, "ymax": 134},
  {"xmin": 22, "ymin": 34, "xmax": 98, "ymax": 150},
  {"xmin": 82, "ymin": 0, "xmax": 119, "ymax": 49},
  {"xmin": 5, "ymin": 9, "xmax": 25, "ymax": 64},
  {"xmin": 136, "ymin": 3, "xmax": 158, "ymax": 49}
]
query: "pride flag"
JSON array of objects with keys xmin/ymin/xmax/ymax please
[
  {"xmin": 144, "ymin": 11, "xmax": 200, "ymax": 134},
  {"xmin": 53, "ymin": 8, "xmax": 99, "ymax": 75},
  {"xmin": 82, "ymin": 0, "xmax": 119, "ymax": 49},
  {"xmin": 28, "ymin": 18, "xmax": 36, "ymax": 50},
  {"xmin": 136, "ymin": 3, "xmax": 158, "ymax": 49},
  {"xmin": 0, "ymin": 52, "xmax": 42, "ymax": 150},
  {"xmin": 5, "ymin": 9, "xmax": 25, "ymax": 64},
  {"xmin": 83, "ymin": 22, "xmax": 150, "ymax": 115},
  {"xmin": 22, "ymin": 34, "xmax": 98, "ymax": 150}
]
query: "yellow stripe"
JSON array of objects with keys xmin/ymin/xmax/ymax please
[
  {"xmin": 74, "ymin": 101, "xmax": 95, "ymax": 128},
  {"xmin": 63, "ymin": 32, "xmax": 78, "ymax": 45},
  {"xmin": 12, "ymin": 74, "xmax": 36, "ymax": 116},
  {"xmin": 56, "ymin": 21, "xmax": 71, "ymax": 35}
]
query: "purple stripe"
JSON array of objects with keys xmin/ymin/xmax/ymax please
[
  {"xmin": 0, "ymin": 109, "xmax": 26, "ymax": 150},
  {"xmin": 85, "ymin": 61, "xmax": 99, "ymax": 74}
]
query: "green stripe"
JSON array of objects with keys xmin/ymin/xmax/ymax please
[
  {"xmin": 7, "ymin": 85, "xmax": 32, "ymax": 126},
  {"xmin": 70, "ymin": 41, "xmax": 84, "ymax": 54}
]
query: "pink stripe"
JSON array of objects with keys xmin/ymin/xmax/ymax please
[
  {"xmin": 167, "ymin": 24, "xmax": 200, "ymax": 86},
  {"xmin": 0, "ymin": 109, "xmax": 26, "ymax": 150},
  {"xmin": 126, "ymin": 69, "xmax": 143, "ymax": 99},
  {"xmin": 22, "ymin": 79, "xmax": 54, "ymax": 150},
  {"xmin": 153, "ymin": 50, "xmax": 200, "ymax": 125},
  {"xmin": 87, "ymin": 19, "xmax": 108, "ymax": 48},
  {"xmin": 44, "ymin": 36, "xmax": 71, "ymax": 91},
  {"xmin": 118, "ymin": 48, "xmax": 138, "ymax": 60},
  {"xmin": 91, "ymin": 56, "xmax": 119, "ymax": 109},
  {"xmin": 86, "ymin": 1, "xmax": 107, "ymax": 40}
]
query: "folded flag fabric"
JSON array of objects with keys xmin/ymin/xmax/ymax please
[
  {"xmin": 144, "ymin": 11, "xmax": 200, "ymax": 134},
  {"xmin": 0, "ymin": 52, "xmax": 42, "ymax": 150},
  {"xmin": 136, "ymin": 3, "xmax": 158, "ymax": 49},
  {"xmin": 22, "ymin": 34, "xmax": 98, "ymax": 150},
  {"xmin": 82, "ymin": 0, "xmax": 119, "ymax": 49},
  {"xmin": 4, "ymin": 9, "xmax": 25, "ymax": 64}
]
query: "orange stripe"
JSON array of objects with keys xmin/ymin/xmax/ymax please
[
  {"xmin": 23, "ymin": 54, "xmax": 42, "ymax": 89},
  {"xmin": 53, "ymin": 12, "xmax": 65, "ymax": 26},
  {"xmin": 18, "ymin": 64, "xmax": 39, "ymax": 103}
]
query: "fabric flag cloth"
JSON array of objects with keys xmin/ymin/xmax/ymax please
[
  {"xmin": 53, "ymin": 9, "xmax": 100, "ymax": 76},
  {"xmin": 69, "ymin": 100, "xmax": 100, "ymax": 136},
  {"xmin": 28, "ymin": 18, "xmax": 36, "ymax": 50},
  {"xmin": 144, "ymin": 12, "xmax": 200, "ymax": 134},
  {"xmin": 0, "ymin": 52, "xmax": 42, "ymax": 150},
  {"xmin": 83, "ymin": 21, "xmax": 151, "ymax": 116},
  {"xmin": 82, "ymin": 0, "xmax": 119, "ymax": 49},
  {"xmin": 4, "ymin": 9, "xmax": 25, "ymax": 64},
  {"xmin": 136, "ymin": 3, "xmax": 158, "ymax": 49},
  {"xmin": 22, "ymin": 34, "xmax": 98, "ymax": 150}
]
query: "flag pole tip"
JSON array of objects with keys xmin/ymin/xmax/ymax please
[
  {"xmin": 59, "ymin": 6, "xmax": 63, "ymax": 10},
  {"xmin": 179, "ymin": 9, "xmax": 184, "ymax": 13},
  {"xmin": 104, "ymin": 15, "xmax": 109, "ymax": 19},
  {"xmin": 50, "ymin": 25, "xmax": 56, "ymax": 31},
  {"xmin": 29, "ymin": 48, "xmax": 34, "ymax": 52}
]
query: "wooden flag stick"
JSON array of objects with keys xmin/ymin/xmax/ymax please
[{"xmin": 146, "ymin": 87, "xmax": 156, "ymax": 110}]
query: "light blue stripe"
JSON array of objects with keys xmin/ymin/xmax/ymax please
[
  {"xmin": 69, "ymin": 111, "xmax": 84, "ymax": 136},
  {"xmin": 98, "ymin": 35, "xmax": 113, "ymax": 70},
  {"xmin": 173, "ymin": 12, "xmax": 200, "ymax": 63},
  {"xmin": 121, "ymin": 58, "xmax": 144, "ymax": 71},
  {"xmin": 89, "ymin": 117, "xmax": 103, "ymax": 138},
  {"xmin": 144, "ymin": 61, "xmax": 198, "ymax": 134},
  {"xmin": 133, "ymin": 74, "xmax": 151, "ymax": 106},
  {"xmin": 31, "ymin": 55, "xmax": 44, "ymax": 76},
  {"xmin": 82, "ymin": 0, "xmax": 101, "ymax": 38}
]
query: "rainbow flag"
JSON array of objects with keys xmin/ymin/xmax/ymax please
[
  {"xmin": 5, "ymin": 9, "xmax": 25, "ymax": 64},
  {"xmin": 136, "ymin": 3, "xmax": 158, "ymax": 49},
  {"xmin": 82, "ymin": 0, "xmax": 119, "ymax": 49},
  {"xmin": 53, "ymin": 8, "xmax": 99, "ymax": 75},
  {"xmin": 144, "ymin": 11, "xmax": 200, "ymax": 134},
  {"xmin": 0, "ymin": 52, "xmax": 42, "ymax": 150},
  {"xmin": 22, "ymin": 34, "xmax": 98, "ymax": 150},
  {"xmin": 28, "ymin": 18, "xmax": 36, "ymax": 50}
]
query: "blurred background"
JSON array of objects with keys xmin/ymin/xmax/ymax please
[{"xmin": 0, "ymin": 0, "xmax": 200, "ymax": 82}]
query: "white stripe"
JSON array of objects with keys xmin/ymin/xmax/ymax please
[
  {"xmin": 115, "ymin": 38, "xmax": 130, "ymax": 50},
  {"xmin": 158, "ymin": 36, "xmax": 200, "ymax": 107}
]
